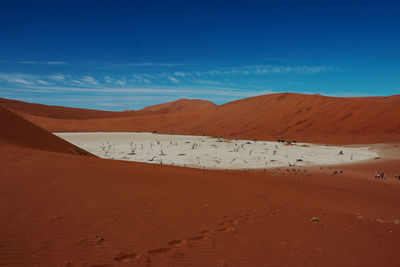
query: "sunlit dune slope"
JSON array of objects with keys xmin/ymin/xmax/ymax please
[
  {"xmin": 2, "ymin": 93, "xmax": 399, "ymax": 144},
  {"xmin": 142, "ymin": 98, "xmax": 217, "ymax": 113}
]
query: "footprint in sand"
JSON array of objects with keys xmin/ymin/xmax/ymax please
[
  {"xmin": 168, "ymin": 239, "xmax": 187, "ymax": 246},
  {"xmin": 113, "ymin": 252, "xmax": 141, "ymax": 262},
  {"xmin": 148, "ymin": 247, "xmax": 174, "ymax": 255},
  {"xmin": 189, "ymin": 235, "xmax": 208, "ymax": 241},
  {"xmin": 216, "ymin": 227, "xmax": 232, "ymax": 232},
  {"xmin": 226, "ymin": 219, "xmax": 238, "ymax": 224}
]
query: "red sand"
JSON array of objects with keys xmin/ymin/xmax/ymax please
[
  {"xmin": 142, "ymin": 98, "xmax": 217, "ymax": 113},
  {"xmin": 1, "ymin": 95, "xmax": 400, "ymax": 266},
  {"xmin": 0, "ymin": 106, "xmax": 91, "ymax": 155},
  {"xmin": 4, "ymin": 93, "xmax": 399, "ymax": 144},
  {"xmin": 0, "ymin": 98, "xmax": 137, "ymax": 120}
]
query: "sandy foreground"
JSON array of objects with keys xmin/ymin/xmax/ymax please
[
  {"xmin": 1, "ymin": 143, "xmax": 400, "ymax": 266},
  {"xmin": 56, "ymin": 132, "xmax": 379, "ymax": 169},
  {"xmin": 1, "ymin": 104, "xmax": 400, "ymax": 266}
]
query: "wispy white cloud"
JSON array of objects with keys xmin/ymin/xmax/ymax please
[
  {"xmin": 168, "ymin": 76, "xmax": 179, "ymax": 83},
  {"xmin": 18, "ymin": 61, "xmax": 37, "ymax": 64},
  {"xmin": 18, "ymin": 60, "xmax": 66, "ymax": 65},
  {"xmin": 173, "ymin": 71, "xmax": 188, "ymax": 77},
  {"xmin": 0, "ymin": 63, "xmax": 340, "ymax": 109},
  {"xmin": 0, "ymin": 73, "xmax": 35, "ymax": 85},
  {"xmin": 50, "ymin": 74, "xmax": 65, "ymax": 80},
  {"xmin": 81, "ymin": 76, "xmax": 98, "ymax": 85},
  {"xmin": 13, "ymin": 84, "xmax": 188, "ymax": 93},
  {"xmin": 46, "ymin": 61, "xmax": 66, "ymax": 65},
  {"xmin": 11, "ymin": 78, "xmax": 34, "ymax": 85},
  {"xmin": 36, "ymin": 79, "xmax": 51, "ymax": 85},
  {"xmin": 133, "ymin": 74, "xmax": 151, "ymax": 84},
  {"xmin": 211, "ymin": 65, "xmax": 337, "ymax": 76},
  {"xmin": 104, "ymin": 75, "xmax": 112, "ymax": 84},
  {"xmin": 115, "ymin": 78, "xmax": 126, "ymax": 86},
  {"xmin": 8, "ymin": 83, "xmax": 276, "ymax": 99},
  {"xmin": 71, "ymin": 79, "xmax": 85, "ymax": 85},
  {"xmin": 123, "ymin": 62, "xmax": 188, "ymax": 67},
  {"xmin": 92, "ymin": 62, "xmax": 191, "ymax": 70},
  {"xmin": 0, "ymin": 64, "xmax": 336, "ymax": 90},
  {"xmin": 191, "ymin": 79, "xmax": 238, "ymax": 87}
]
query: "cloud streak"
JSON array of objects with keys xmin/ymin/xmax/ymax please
[
  {"xmin": 81, "ymin": 76, "xmax": 98, "ymax": 85},
  {"xmin": 0, "ymin": 73, "xmax": 36, "ymax": 85},
  {"xmin": 0, "ymin": 63, "xmax": 341, "ymax": 110},
  {"xmin": 0, "ymin": 63, "xmax": 336, "ymax": 89},
  {"xmin": 168, "ymin": 77, "xmax": 179, "ymax": 83},
  {"xmin": 18, "ymin": 61, "xmax": 66, "ymax": 65}
]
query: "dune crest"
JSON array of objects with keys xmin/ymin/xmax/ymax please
[
  {"xmin": 142, "ymin": 98, "xmax": 217, "ymax": 113},
  {"xmin": 1, "ymin": 93, "xmax": 399, "ymax": 144},
  {"xmin": 0, "ymin": 106, "xmax": 91, "ymax": 155}
]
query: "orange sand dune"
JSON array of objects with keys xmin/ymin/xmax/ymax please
[
  {"xmin": 142, "ymin": 98, "xmax": 217, "ymax": 113},
  {"xmin": 181, "ymin": 93, "xmax": 400, "ymax": 144},
  {"xmin": 5, "ymin": 93, "xmax": 399, "ymax": 144},
  {"xmin": 0, "ymin": 98, "xmax": 136, "ymax": 120},
  {"xmin": 0, "ymin": 141, "xmax": 399, "ymax": 266},
  {"xmin": 0, "ymin": 106, "xmax": 91, "ymax": 155}
]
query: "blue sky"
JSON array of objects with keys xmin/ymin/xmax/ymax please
[{"xmin": 0, "ymin": 0, "xmax": 399, "ymax": 110}]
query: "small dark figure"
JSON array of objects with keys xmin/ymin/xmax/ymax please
[
  {"xmin": 339, "ymin": 170, "xmax": 343, "ymax": 174},
  {"xmin": 333, "ymin": 170, "xmax": 338, "ymax": 175}
]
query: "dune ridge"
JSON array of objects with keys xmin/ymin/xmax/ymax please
[
  {"xmin": 0, "ymin": 105, "xmax": 91, "ymax": 155},
  {"xmin": 3, "ymin": 93, "xmax": 399, "ymax": 144},
  {"xmin": 142, "ymin": 98, "xmax": 217, "ymax": 113}
]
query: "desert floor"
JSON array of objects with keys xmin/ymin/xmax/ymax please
[{"xmin": 1, "ymin": 142, "xmax": 400, "ymax": 266}]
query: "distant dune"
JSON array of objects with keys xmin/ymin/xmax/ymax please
[
  {"xmin": 0, "ymin": 105, "xmax": 91, "ymax": 155},
  {"xmin": 0, "ymin": 98, "xmax": 136, "ymax": 120},
  {"xmin": 183, "ymin": 93, "xmax": 400, "ymax": 144},
  {"xmin": 1, "ymin": 93, "xmax": 399, "ymax": 144},
  {"xmin": 142, "ymin": 98, "xmax": 217, "ymax": 113}
]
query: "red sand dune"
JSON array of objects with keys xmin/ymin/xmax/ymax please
[
  {"xmin": 0, "ymin": 99, "xmax": 400, "ymax": 266},
  {"xmin": 0, "ymin": 105, "xmax": 91, "ymax": 155},
  {"xmin": 4, "ymin": 93, "xmax": 399, "ymax": 144},
  {"xmin": 142, "ymin": 98, "xmax": 217, "ymax": 113},
  {"xmin": 0, "ymin": 98, "xmax": 136, "ymax": 120},
  {"xmin": 180, "ymin": 93, "xmax": 400, "ymax": 144}
]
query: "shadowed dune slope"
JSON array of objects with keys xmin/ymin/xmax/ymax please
[
  {"xmin": 3, "ymin": 93, "xmax": 400, "ymax": 144},
  {"xmin": 0, "ymin": 98, "xmax": 136, "ymax": 119},
  {"xmin": 0, "ymin": 106, "xmax": 91, "ymax": 155}
]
